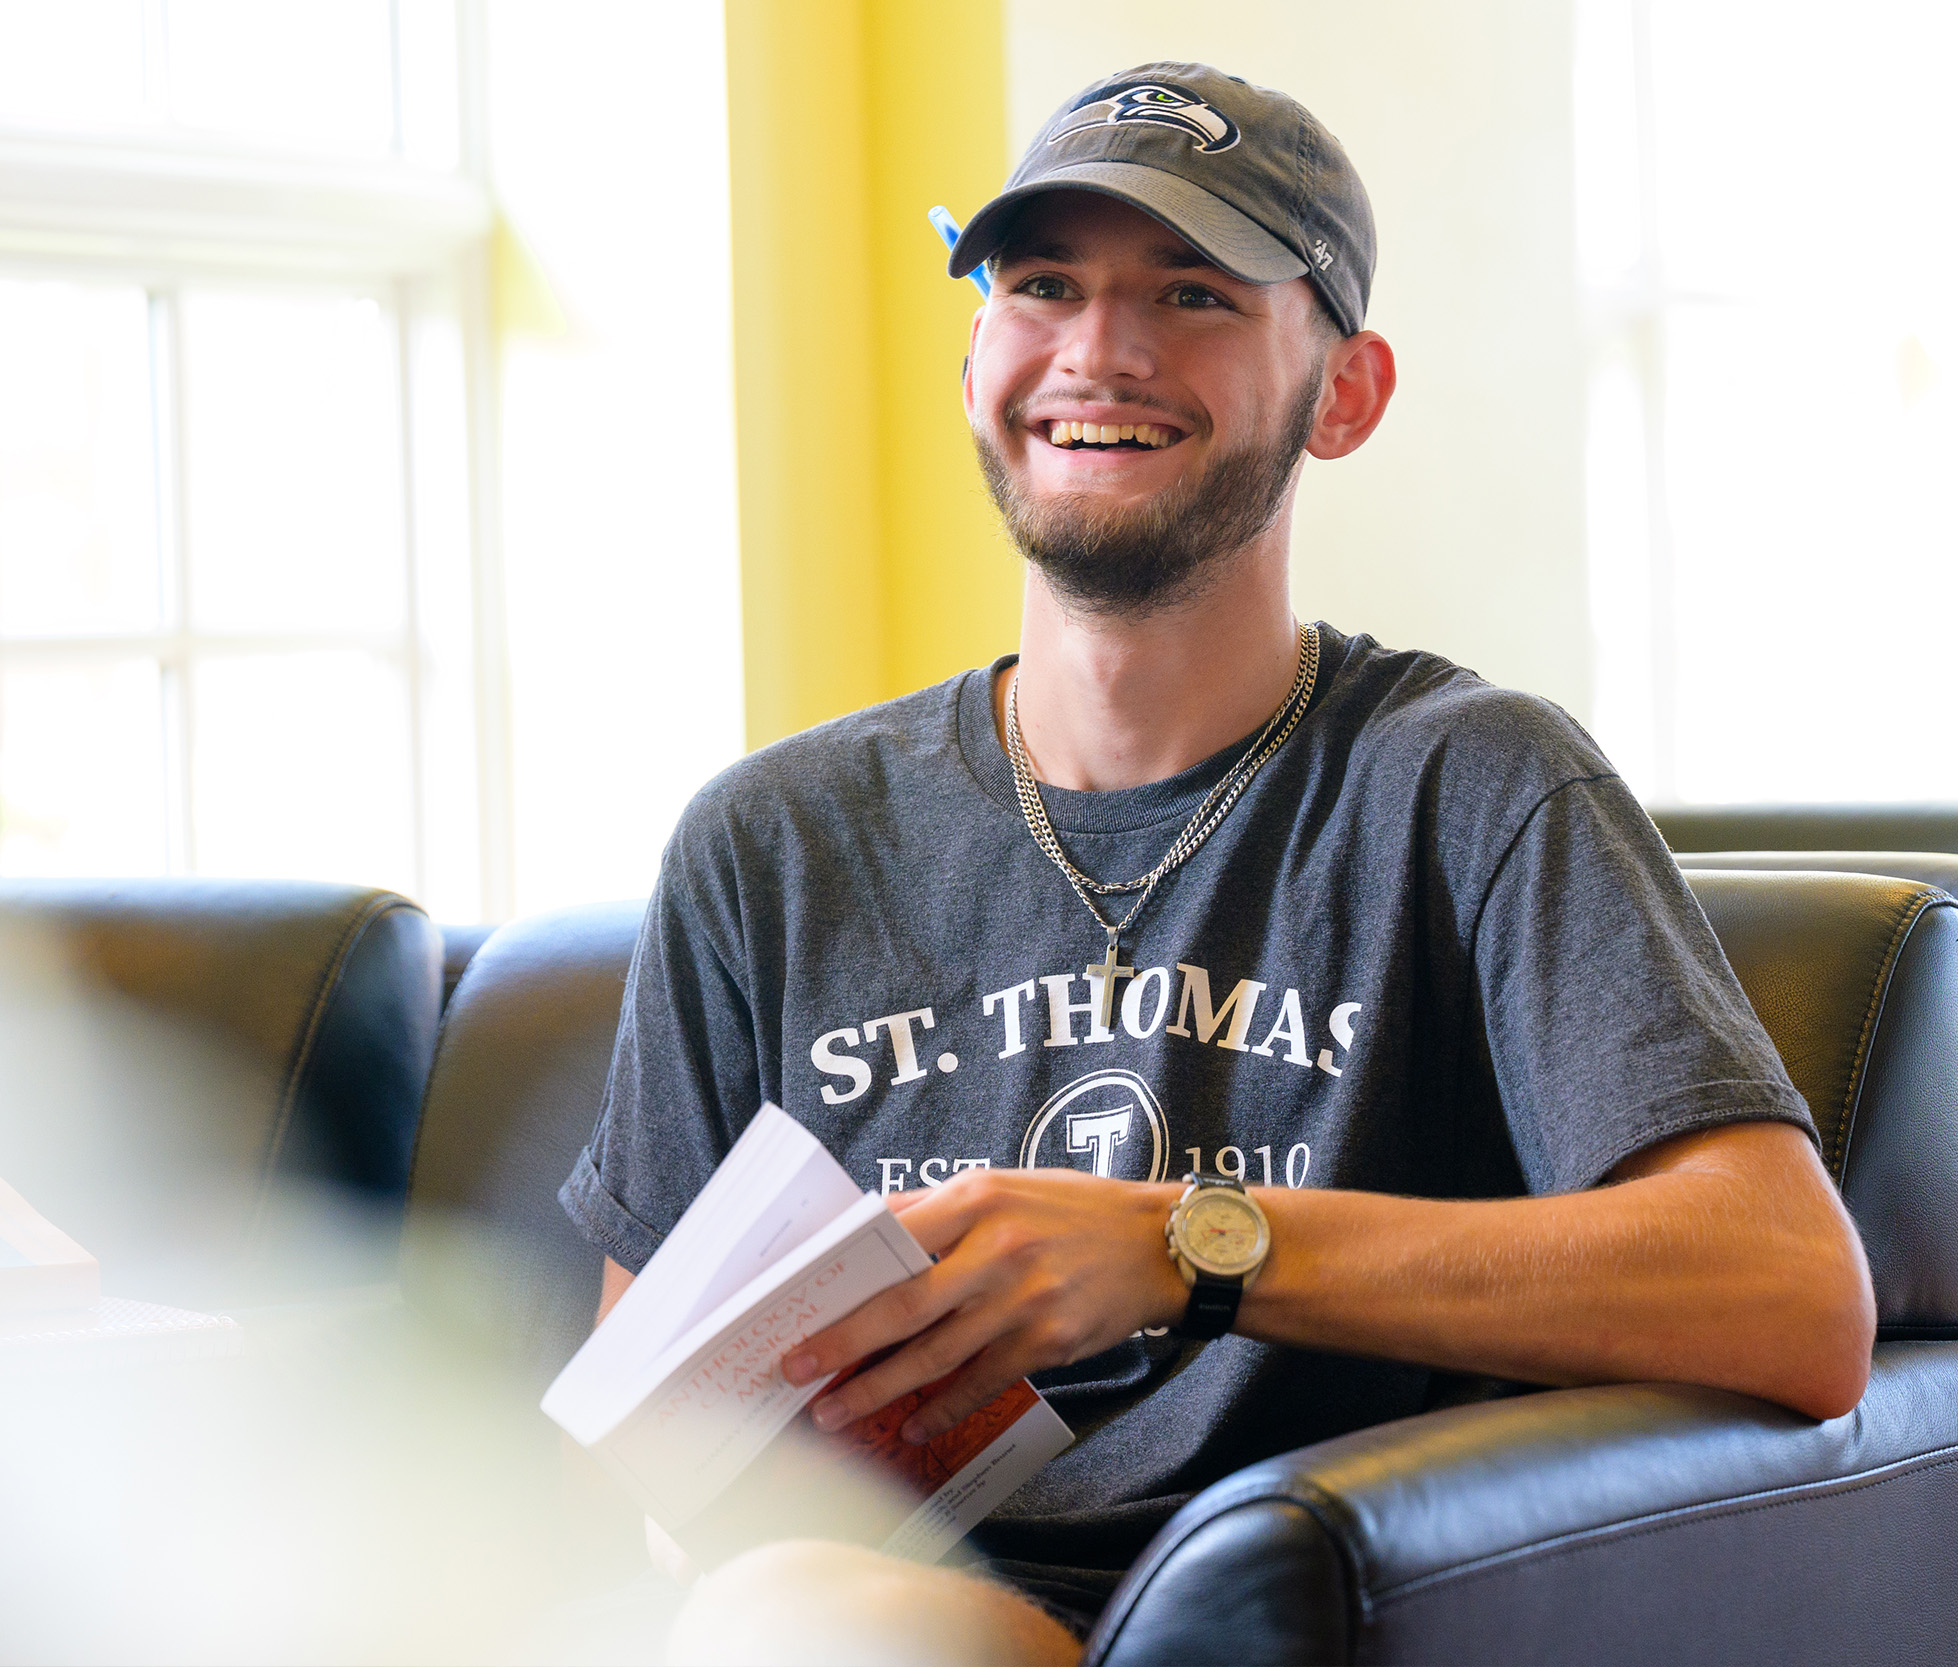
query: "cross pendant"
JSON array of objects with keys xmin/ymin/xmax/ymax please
[{"xmin": 1088, "ymin": 927, "xmax": 1136, "ymax": 1033}]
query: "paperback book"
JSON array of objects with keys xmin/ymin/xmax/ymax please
[{"xmin": 542, "ymin": 1105, "xmax": 1072, "ymax": 1566}]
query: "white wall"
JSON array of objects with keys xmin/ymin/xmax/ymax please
[
  {"xmin": 487, "ymin": 2, "xmax": 744, "ymax": 916},
  {"xmin": 1005, "ymin": 2, "xmax": 1591, "ymax": 717}
]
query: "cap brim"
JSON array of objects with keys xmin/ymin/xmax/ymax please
[{"xmin": 948, "ymin": 160, "xmax": 1308, "ymax": 287}]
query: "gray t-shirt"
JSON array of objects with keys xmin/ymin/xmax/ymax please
[{"xmin": 561, "ymin": 624, "xmax": 1813, "ymax": 1610}]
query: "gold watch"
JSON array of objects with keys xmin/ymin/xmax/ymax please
[{"xmin": 1164, "ymin": 1173, "xmax": 1270, "ymax": 1340}]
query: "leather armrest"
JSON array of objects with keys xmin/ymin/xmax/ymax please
[{"xmin": 1085, "ymin": 1342, "xmax": 1958, "ymax": 1665}]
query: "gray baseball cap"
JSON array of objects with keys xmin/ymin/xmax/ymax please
[{"xmin": 948, "ymin": 62, "xmax": 1376, "ymax": 337}]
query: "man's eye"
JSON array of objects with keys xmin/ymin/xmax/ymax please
[
  {"xmin": 1170, "ymin": 284, "xmax": 1226, "ymax": 309},
  {"xmin": 1019, "ymin": 274, "xmax": 1069, "ymax": 301}
]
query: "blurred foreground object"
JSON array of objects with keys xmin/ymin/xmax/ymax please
[
  {"xmin": 0, "ymin": 1171, "xmax": 97, "ymax": 1315},
  {"xmin": 0, "ymin": 882, "xmax": 670, "ymax": 1663},
  {"xmin": 0, "ymin": 1284, "xmax": 673, "ymax": 1665},
  {"xmin": 0, "ymin": 1168, "xmax": 237, "ymax": 1365}
]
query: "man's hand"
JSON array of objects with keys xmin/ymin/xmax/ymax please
[{"xmin": 782, "ymin": 1169, "xmax": 1187, "ymax": 1444}]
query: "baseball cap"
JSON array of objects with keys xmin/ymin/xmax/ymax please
[{"xmin": 948, "ymin": 62, "xmax": 1376, "ymax": 338}]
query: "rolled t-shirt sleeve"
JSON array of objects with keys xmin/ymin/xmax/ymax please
[
  {"xmin": 559, "ymin": 818, "xmax": 761, "ymax": 1273},
  {"xmin": 1472, "ymin": 772, "xmax": 1817, "ymax": 1194}
]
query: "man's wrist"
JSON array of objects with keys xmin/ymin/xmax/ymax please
[
  {"xmin": 1162, "ymin": 1175, "xmax": 1275, "ymax": 1339},
  {"xmin": 1129, "ymin": 1182, "xmax": 1192, "ymax": 1330}
]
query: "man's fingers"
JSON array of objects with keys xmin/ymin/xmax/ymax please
[
  {"xmin": 806, "ymin": 1305, "xmax": 1000, "ymax": 1433},
  {"xmin": 897, "ymin": 1336, "xmax": 1032, "ymax": 1443},
  {"xmin": 877, "ymin": 1170, "xmax": 1003, "ymax": 1256},
  {"xmin": 782, "ymin": 1259, "xmax": 970, "ymax": 1386}
]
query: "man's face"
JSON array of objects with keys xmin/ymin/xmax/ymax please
[{"xmin": 966, "ymin": 190, "xmax": 1331, "ymax": 614}]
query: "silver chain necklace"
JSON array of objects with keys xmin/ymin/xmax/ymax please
[{"xmin": 1004, "ymin": 621, "xmax": 1321, "ymax": 1030}]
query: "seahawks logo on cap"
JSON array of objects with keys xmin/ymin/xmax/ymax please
[{"xmin": 1049, "ymin": 82, "xmax": 1240, "ymax": 154}]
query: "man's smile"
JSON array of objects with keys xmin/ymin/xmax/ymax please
[{"xmin": 1041, "ymin": 419, "xmax": 1182, "ymax": 451}]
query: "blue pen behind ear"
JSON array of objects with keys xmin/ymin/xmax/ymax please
[{"xmin": 929, "ymin": 206, "xmax": 991, "ymax": 298}]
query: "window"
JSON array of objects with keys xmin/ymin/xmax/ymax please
[
  {"xmin": 1575, "ymin": 0, "xmax": 1958, "ymax": 806},
  {"xmin": 0, "ymin": 1, "xmax": 497, "ymax": 918}
]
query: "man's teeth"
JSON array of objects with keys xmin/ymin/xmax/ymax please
[{"xmin": 1047, "ymin": 420, "xmax": 1176, "ymax": 449}]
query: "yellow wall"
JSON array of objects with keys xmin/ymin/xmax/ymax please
[{"xmin": 726, "ymin": 0, "xmax": 1019, "ymax": 751}]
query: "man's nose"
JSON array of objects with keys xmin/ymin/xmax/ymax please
[{"xmin": 1054, "ymin": 296, "xmax": 1156, "ymax": 383}]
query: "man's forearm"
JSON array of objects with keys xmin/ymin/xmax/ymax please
[
  {"xmin": 1234, "ymin": 1122, "xmax": 1874, "ymax": 1419},
  {"xmin": 789, "ymin": 1120, "xmax": 1873, "ymax": 1442}
]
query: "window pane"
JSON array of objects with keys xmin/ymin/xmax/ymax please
[
  {"xmin": 1665, "ymin": 301, "xmax": 1958, "ymax": 803},
  {"xmin": 191, "ymin": 651, "xmax": 414, "ymax": 895},
  {"xmin": 1583, "ymin": 353, "xmax": 1657, "ymax": 791},
  {"xmin": 397, "ymin": 0, "xmax": 461, "ymax": 170},
  {"xmin": 0, "ymin": 658, "xmax": 166, "ymax": 875},
  {"xmin": 179, "ymin": 289, "xmax": 404, "ymax": 635},
  {"xmin": 165, "ymin": 0, "xmax": 395, "ymax": 157},
  {"xmin": 1649, "ymin": 2, "xmax": 1958, "ymax": 300},
  {"xmin": 1572, "ymin": 0, "xmax": 1643, "ymax": 289},
  {"xmin": 0, "ymin": 277, "xmax": 161, "ymax": 638},
  {"xmin": 1584, "ymin": 0, "xmax": 1958, "ymax": 804},
  {"xmin": 406, "ymin": 302, "xmax": 481, "ymax": 921},
  {"xmin": 0, "ymin": 0, "xmax": 146, "ymax": 134}
]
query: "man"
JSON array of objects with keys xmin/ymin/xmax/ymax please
[{"xmin": 564, "ymin": 63, "xmax": 1874, "ymax": 1664}]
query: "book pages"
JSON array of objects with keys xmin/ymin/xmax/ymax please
[{"xmin": 542, "ymin": 1104, "xmax": 1074, "ymax": 1564}]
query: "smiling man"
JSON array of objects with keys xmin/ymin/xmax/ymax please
[{"xmin": 566, "ymin": 64, "xmax": 1875, "ymax": 1665}]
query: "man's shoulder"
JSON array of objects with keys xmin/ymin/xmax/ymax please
[
  {"xmin": 669, "ymin": 670, "xmax": 978, "ymax": 865},
  {"xmin": 1324, "ymin": 628, "xmax": 1612, "ymax": 788}
]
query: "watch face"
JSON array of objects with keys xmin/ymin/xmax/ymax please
[{"xmin": 1176, "ymin": 1190, "xmax": 1269, "ymax": 1278}]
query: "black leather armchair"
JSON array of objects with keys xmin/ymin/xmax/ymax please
[
  {"xmin": 403, "ymin": 867, "xmax": 1958, "ymax": 1664},
  {"xmin": 0, "ymin": 878, "xmax": 442, "ymax": 1303}
]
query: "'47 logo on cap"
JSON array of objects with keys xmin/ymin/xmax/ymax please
[{"xmin": 1050, "ymin": 82, "xmax": 1241, "ymax": 155}]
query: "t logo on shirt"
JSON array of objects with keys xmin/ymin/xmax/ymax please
[
  {"xmin": 1065, "ymin": 1104, "xmax": 1134, "ymax": 1177},
  {"xmin": 1020, "ymin": 1068, "xmax": 1170, "ymax": 1181}
]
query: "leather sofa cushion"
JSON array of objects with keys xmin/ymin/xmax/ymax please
[
  {"xmin": 1653, "ymin": 803, "xmax": 1958, "ymax": 855},
  {"xmin": 1680, "ymin": 848, "xmax": 1958, "ymax": 896},
  {"xmin": 402, "ymin": 899, "xmax": 644, "ymax": 1384},
  {"xmin": 439, "ymin": 922, "xmax": 496, "ymax": 1009},
  {"xmin": 1684, "ymin": 870, "xmax": 1958, "ymax": 1334},
  {"xmin": 0, "ymin": 878, "xmax": 441, "ymax": 1305}
]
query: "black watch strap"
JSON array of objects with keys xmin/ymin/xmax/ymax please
[{"xmin": 1174, "ymin": 1271, "xmax": 1244, "ymax": 1340}]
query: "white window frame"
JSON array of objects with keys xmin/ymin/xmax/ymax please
[
  {"xmin": 1580, "ymin": 0, "xmax": 1679, "ymax": 805},
  {"xmin": 0, "ymin": 2, "xmax": 512, "ymax": 918}
]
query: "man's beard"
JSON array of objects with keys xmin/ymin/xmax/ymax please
[{"xmin": 974, "ymin": 370, "xmax": 1322, "ymax": 617}]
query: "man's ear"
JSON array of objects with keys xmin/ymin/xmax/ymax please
[
  {"xmin": 962, "ymin": 305, "xmax": 985, "ymax": 416},
  {"xmin": 1306, "ymin": 331, "xmax": 1396, "ymax": 460}
]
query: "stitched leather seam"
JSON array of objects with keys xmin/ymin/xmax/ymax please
[
  {"xmin": 248, "ymin": 895, "xmax": 407, "ymax": 1247},
  {"xmin": 1368, "ymin": 1439, "xmax": 1958, "ymax": 1608},
  {"xmin": 1832, "ymin": 890, "xmax": 1939, "ymax": 1178}
]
